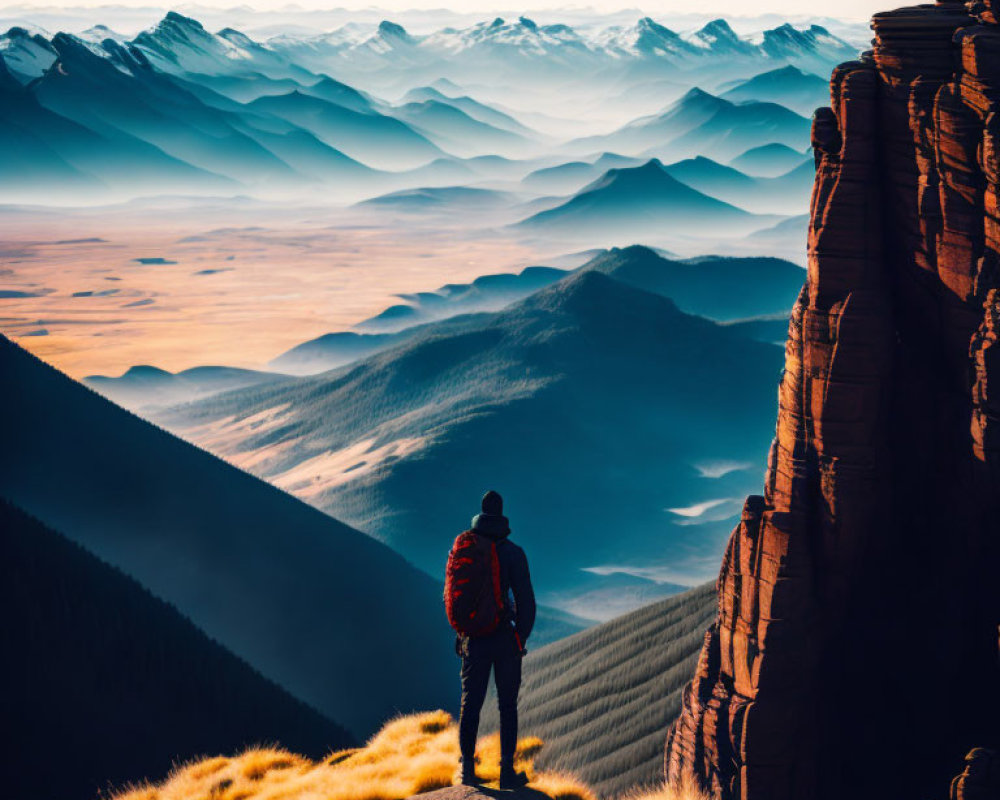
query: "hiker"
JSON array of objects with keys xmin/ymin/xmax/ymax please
[{"xmin": 445, "ymin": 490, "xmax": 536, "ymax": 789}]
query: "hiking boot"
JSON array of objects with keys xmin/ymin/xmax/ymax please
[
  {"xmin": 456, "ymin": 764, "xmax": 480, "ymax": 786},
  {"xmin": 498, "ymin": 768, "xmax": 529, "ymax": 790}
]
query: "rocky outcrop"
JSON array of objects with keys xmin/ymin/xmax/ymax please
[
  {"xmin": 664, "ymin": 3, "xmax": 1000, "ymax": 799},
  {"xmin": 950, "ymin": 748, "xmax": 1000, "ymax": 800}
]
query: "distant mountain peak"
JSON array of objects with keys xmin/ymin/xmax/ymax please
[
  {"xmin": 123, "ymin": 365, "xmax": 172, "ymax": 378},
  {"xmin": 636, "ymin": 16, "xmax": 668, "ymax": 32},
  {"xmin": 162, "ymin": 11, "xmax": 205, "ymax": 31},
  {"xmin": 698, "ymin": 18, "xmax": 738, "ymax": 38},
  {"xmin": 518, "ymin": 16, "xmax": 538, "ymax": 30},
  {"xmin": 377, "ymin": 20, "xmax": 409, "ymax": 40},
  {"xmin": 634, "ymin": 157, "xmax": 666, "ymax": 171},
  {"xmin": 509, "ymin": 267, "xmax": 691, "ymax": 338},
  {"xmin": 675, "ymin": 86, "xmax": 728, "ymax": 109},
  {"xmin": 772, "ymin": 63, "xmax": 808, "ymax": 75}
]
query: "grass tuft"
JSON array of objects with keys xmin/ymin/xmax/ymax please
[
  {"xmin": 111, "ymin": 711, "xmax": 607, "ymax": 800},
  {"xmin": 620, "ymin": 776, "xmax": 713, "ymax": 800}
]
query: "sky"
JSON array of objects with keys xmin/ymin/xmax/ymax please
[{"xmin": 0, "ymin": 1, "xmax": 879, "ymax": 21}]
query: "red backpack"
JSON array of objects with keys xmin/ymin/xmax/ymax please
[{"xmin": 445, "ymin": 531, "xmax": 504, "ymax": 637}]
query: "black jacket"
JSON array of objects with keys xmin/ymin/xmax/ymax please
[{"xmin": 471, "ymin": 512, "xmax": 536, "ymax": 643}]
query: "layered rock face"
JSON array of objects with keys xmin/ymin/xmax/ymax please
[{"xmin": 664, "ymin": 3, "xmax": 1000, "ymax": 798}]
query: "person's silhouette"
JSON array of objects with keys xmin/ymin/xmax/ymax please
[{"xmin": 449, "ymin": 490, "xmax": 535, "ymax": 788}]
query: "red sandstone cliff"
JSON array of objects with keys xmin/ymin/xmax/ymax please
[{"xmin": 664, "ymin": 3, "xmax": 1000, "ymax": 799}]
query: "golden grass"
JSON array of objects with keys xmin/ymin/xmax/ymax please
[
  {"xmin": 620, "ymin": 775, "xmax": 712, "ymax": 800},
  {"xmin": 111, "ymin": 711, "xmax": 597, "ymax": 800}
]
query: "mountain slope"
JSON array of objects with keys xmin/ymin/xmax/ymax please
[
  {"xmin": 354, "ymin": 264, "xmax": 569, "ymax": 333},
  {"xmin": 729, "ymin": 142, "xmax": 809, "ymax": 177},
  {"xmin": 401, "ymin": 85, "xmax": 534, "ymax": 136},
  {"xmin": 521, "ymin": 153, "xmax": 644, "ymax": 195},
  {"xmin": 0, "ymin": 334, "xmax": 454, "ymax": 737},
  {"xmin": 586, "ymin": 245, "xmax": 804, "ymax": 321},
  {"xmin": 662, "ymin": 155, "xmax": 814, "ymax": 215},
  {"xmin": 394, "ymin": 99, "xmax": 531, "ymax": 156},
  {"xmin": 0, "ymin": 51, "xmax": 233, "ymax": 199},
  {"xmin": 156, "ymin": 270, "xmax": 785, "ymax": 617},
  {"xmin": 654, "ymin": 96, "xmax": 811, "ymax": 162},
  {"xmin": 515, "ymin": 159, "xmax": 770, "ymax": 241},
  {"xmin": 482, "ymin": 582, "xmax": 717, "ymax": 796},
  {"xmin": 1, "ymin": 499, "xmax": 353, "ymax": 800},
  {"xmin": 248, "ymin": 90, "xmax": 444, "ymax": 169},
  {"xmin": 570, "ymin": 88, "xmax": 810, "ymax": 163},
  {"xmin": 720, "ymin": 64, "xmax": 829, "ymax": 116},
  {"xmin": 131, "ymin": 11, "xmax": 310, "ymax": 81},
  {"xmin": 34, "ymin": 34, "xmax": 304, "ymax": 187}
]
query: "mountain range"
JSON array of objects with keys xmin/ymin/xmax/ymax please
[
  {"xmin": 267, "ymin": 16, "xmax": 857, "ymax": 85},
  {"xmin": 570, "ymin": 87, "xmax": 812, "ymax": 163},
  {"xmin": 87, "ymin": 248, "xmax": 801, "ymax": 399},
  {"xmin": 0, "ymin": 11, "xmax": 849, "ymax": 202},
  {"xmin": 152, "ymin": 263, "xmax": 790, "ymax": 618}
]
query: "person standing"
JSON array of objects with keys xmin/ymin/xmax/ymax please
[{"xmin": 444, "ymin": 490, "xmax": 536, "ymax": 788}]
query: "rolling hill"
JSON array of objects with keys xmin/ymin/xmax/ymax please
[
  {"xmin": 354, "ymin": 264, "xmax": 569, "ymax": 332},
  {"xmin": 515, "ymin": 159, "xmax": 773, "ymax": 241},
  {"xmin": 728, "ymin": 142, "xmax": 809, "ymax": 177},
  {"xmin": 270, "ymin": 330, "xmax": 411, "ymax": 375},
  {"xmin": 357, "ymin": 185, "xmax": 517, "ymax": 213},
  {"xmin": 0, "ymin": 334, "xmax": 456, "ymax": 737},
  {"xmin": 85, "ymin": 364, "xmax": 290, "ymax": 409},
  {"xmin": 155, "ymin": 269, "xmax": 785, "ymax": 618},
  {"xmin": 1, "ymin": 499, "xmax": 353, "ymax": 800},
  {"xmin": 482, "ymin": 582, "xmax": 717, "ymax": 796}
]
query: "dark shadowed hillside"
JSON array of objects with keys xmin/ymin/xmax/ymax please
[
  {"xmin": 0, "ymin": 334, "xmax": 454, "ymax": 737},
  {"xmin": 0, "ymin": 500, "xmax": 353, "ymax": 800},
  {"xmin": 483, "ymin": 583, "xmax": 717, "ymax": 796}
]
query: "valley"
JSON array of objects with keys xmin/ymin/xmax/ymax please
[
  {"xmin": 0, "ymin": 9, "xmax": 858, "ymax": 792},
  {"xmin": 0, "ymin": 5, "xmax": 850, "ymax": 623}
]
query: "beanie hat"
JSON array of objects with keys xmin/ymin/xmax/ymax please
[{"xmin": 481, "ymin": 490, "xmax": 503, "ymax": 516}]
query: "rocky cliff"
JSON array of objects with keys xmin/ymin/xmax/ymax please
[{"xmin": 664, "ymin": 3, "xmax": 1000, "ymax": 799}]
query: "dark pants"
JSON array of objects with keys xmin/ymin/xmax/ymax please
[{"xmin": 458, "ymin": 627, "xmax": 522, "ymax": 771}]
